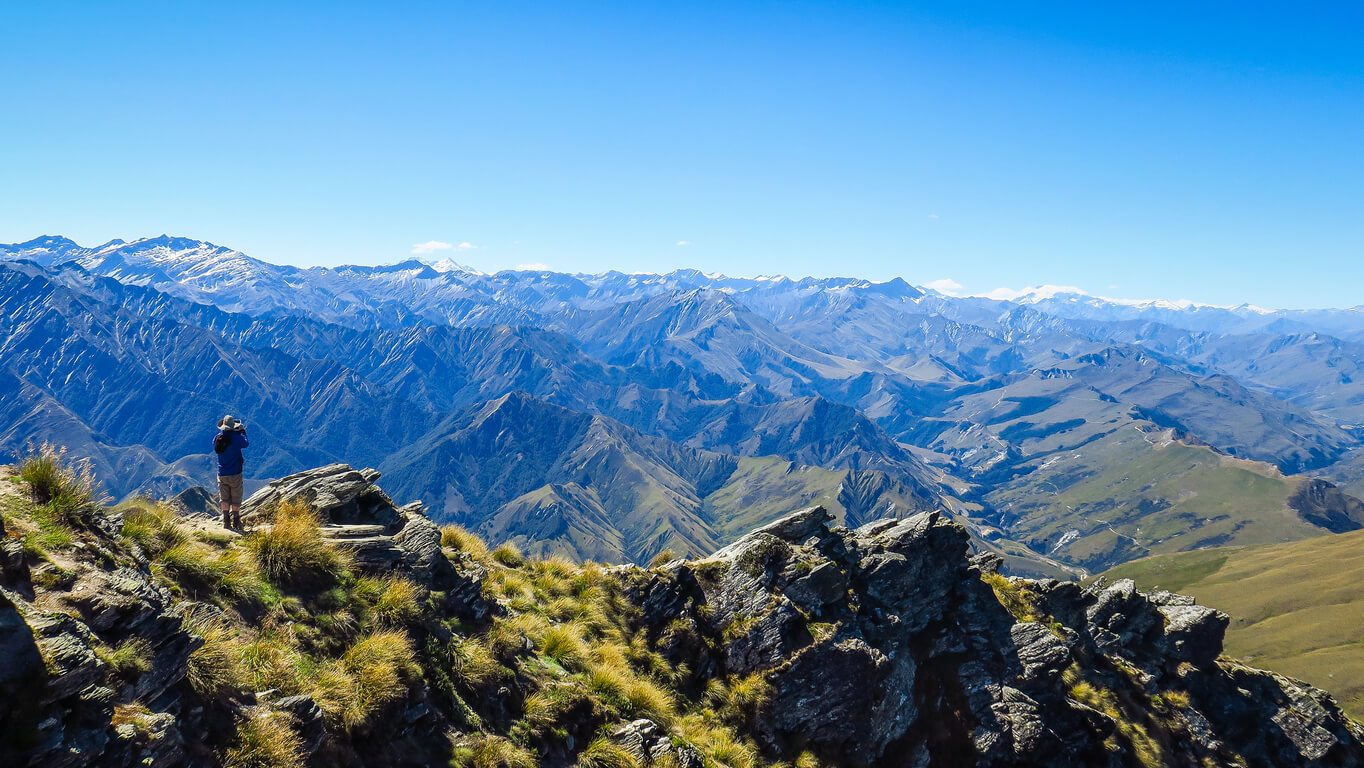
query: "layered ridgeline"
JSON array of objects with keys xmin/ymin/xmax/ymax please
[
  {"xmin": 3, "ymin": 236, "xmax": 1364, "ymax": 576},
  {"xmin": 4, "ymin": 457, "xmax": 1364, "ymax": 768}
]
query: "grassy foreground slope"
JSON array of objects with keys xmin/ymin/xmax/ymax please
[{"xmin": 1102, "ymin": 529, "xmax": 1364, "ymax": 719}]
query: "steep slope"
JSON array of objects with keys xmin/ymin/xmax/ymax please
[
  {"xmin": 1103, "ymin": 529, "xmax": 1364, "ymax": 719},
  {"xmin": 1319, "ymin": 447, "xmax": 1364, "ymax": 499},
  {"xmin": 383, "ymin": 392, "xmax": 736, "ymax": 560},
  {"xmin": 377, "ymin": 393, "xmax": 950, "ymax": 563},
  {"xmin": 7, "ymin": 460, "xmax": 1363, "ymax": 767},
  {"xmin": 0, "ymin": 261, "xmax": 435, "ymax": 494},
  {"xmin": 912, "ymin": 360, "xmax": 1364, "ymax": 571},
  {"xmin": 932, "ymin": 346, "xmax": 1353, "ymax": 474},
  {"xmin": 553, "ymin": 289, "xmax": 876, "ymax": 397}
]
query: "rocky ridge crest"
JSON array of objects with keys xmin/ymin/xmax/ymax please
[{"xmin": 1, "ymin": 463, "xmax": 1361, "ymax": 767}]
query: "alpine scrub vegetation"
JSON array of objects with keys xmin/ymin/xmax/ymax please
[
  {"xmin": 16, "ymin": 442, "xmax": 105, "ymax": 521},
  {"xmin": 1, "ymin": 458, "xmax": 771, "ymax": 766},
  {"xmin": 5, "ymin": 459, "xmax": 1364, "ymax": 767},
  {"xmin": 438, "ymin": 531, "xmax": 761, "ymax": 768},
  {"xmin": 244, "ymin": 497, "xmax": 351, "ymax": 589}
]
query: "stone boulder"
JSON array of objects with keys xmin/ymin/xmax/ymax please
[{"xmin": 612, "ymin": 719, "xmax": 704, "ymax": 768}]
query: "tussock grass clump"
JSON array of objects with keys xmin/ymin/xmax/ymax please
[
  {"xmin": 185, "ymin": 614, "xmax": 244, "ymax": 699},
  {"xmin": 1161, "ymin": 690, "xmax": 1191, "ymax": 709},
  {"xmin": 622, "ymin": 675, "xmax": 678, "ymax": 726},
  {"xmin": 492, "ymin": 543, "xmax": 526, "ymax": 568},
  {"xmin": 246, "ymin": 498, "xmax": 350, "ymax": 590},
  {"xmin": 518, "ymin": 683, "xmax": 593, "ymax": 739},
  {"xmin": 222, "ymin": 709, "xmax": 304, "ymax": 768},
  {"xmin": 575, "ymin": 737, "xmax": 640, "ymax": 768},
  {"xmin": 1062, "ymin": 666, "xmax": 1166, "ymax": 767},
  {"xmin": 983, "ymin": 572, "xmax": 1041, "ymax": 623},
  {"xmin": 121, "ymin": 500, "xmax": 190, "ymax": 557},
  {"xmin": 97, "ymin": 638, "xmax": 153, "ymax": 682},
  {"xmin": 586, "ymin": 659, "xmax": 631, "ymax": 702},
  {"xmin": 311, "ymin": 630, "xmax": 418, "ymax": 730},
  {"xmin": 157, "ymin": 542, "xmax": 269, "ymax": 607},
  {"xmin": 676, "ymin": 713, "xmax": 758, "ymax": 768},
  {"xmin": 238, "ymin": 634, "xmax": 300, "ymax": 693},
  {"xmin": 540, "ymin": 621, "xmax": 590, "ymax": 669},
  {"xmin": 453, "ymin": 734, "xmax": 537, "ymax": 768},
  {"xmin": 110, "ymin": 703, "xmax": 154, "ymax": 734},
  {"xmin": 357, "ymin": 573, "xmax": 423, "ymax": 627},
  {"xmin": 448, "ymin": 636, "xmax": 504, "ymax": 691},
  {"xmin": 441, "ymin": 524, "xmax": 490, "ymax": 562},
  {"xmin": 711, "ymin": 673, "xmax": 772, "ymax": 729},
  {"xmin": 17, "ymin": 443, "xmax": 105, "ymax": 523}
]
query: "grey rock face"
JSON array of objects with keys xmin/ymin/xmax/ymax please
[
  {"xmin": 628, "ymin": 505, "xmax": 1364, "ymax": 767},
  {"xmin": 613, "ymin": 718, "xmax": 704, "ymax": 768},
  {"xmin": 1009, "ymin": 621, "xmax": 1070, "ymax": 685},
  {"xmin": 242, "ymin": 463, "xmax": 400, "ymax": 527},
  {"xmin": 0, "ymin": 591, "xmax": 45, "ymax": 765}
]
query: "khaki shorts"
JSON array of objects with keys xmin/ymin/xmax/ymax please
[{"xmin": 218, "ymin": 474, "xmax": 244, "ymax": 507}]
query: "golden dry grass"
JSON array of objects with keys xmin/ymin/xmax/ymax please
[
  {"xmin": 222, "ymin": 709, "xmax": 304, "ymax": 768},
  {"xmin": 245, "ymin": 498, "xmax": 351, "ymax": 589}
]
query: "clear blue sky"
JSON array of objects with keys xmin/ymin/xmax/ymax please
[{"xmin": 2, "ymin": 2, "xmax": 1361, "ymax": 308}]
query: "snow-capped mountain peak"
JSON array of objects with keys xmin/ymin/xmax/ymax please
[{"xmin": 421, "ymin": 256, "xmax": 482, "ymax": 274}]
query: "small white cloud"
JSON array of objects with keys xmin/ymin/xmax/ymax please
[
  {"xmin": 924, "ymin": 278, "xmax": 963, "ymax": 295},
  {"xmin": 457, "ymin": 242, "xmax": 476, "ymax": 250},
  {"xmin": 676, "ymin": 240, "xmax": 690, "ymax": 246},
  {"xmin": 927, "ymin": 213, "xmax": 940, "ymax": 219},
  {"xmin": 983, "ymin": 286, "xmax": 1027, "ymax": 301},
  {"xmin": 515, "ymin": 262, "xmax": 551, "ymax": 271},
  {"xmin": 411, "ymin": 240, "xmax": 454, "ymax": 254}
]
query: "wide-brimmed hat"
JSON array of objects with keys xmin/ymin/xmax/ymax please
[{"xmin": 218, "ymin": 415, "xmax": 243, "ymax": 431}]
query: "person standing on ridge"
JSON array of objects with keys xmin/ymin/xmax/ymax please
[{"xmin": 213, "ymin": 415, "xmax": 249, "ymax": 530}]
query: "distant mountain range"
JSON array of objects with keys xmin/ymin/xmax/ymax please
[{"xmin": 4, "ymin": 234, "xmax": 1364, "ymax": 572}]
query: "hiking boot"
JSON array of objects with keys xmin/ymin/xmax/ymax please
[{"xmin": 231, "ymin": 514, "xmax": 243, "ymax": 530}]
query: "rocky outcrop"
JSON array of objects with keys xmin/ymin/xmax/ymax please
[
  {"xmin": 170, "ymin": 486, "xmax": 216, "ymax": 518},
  {"xmin": 623, "ymin": 505, "xmax": 1364, "ymax": 767},
  {"xmin": 0, "ymin": 519, "xmax": 207, "ymax": 768},
  {"xmin": 243, "ymin": 464, "xmax": 490, "ymax": 618},
  {"xmin": 7, "ymin": 461, "xmax": 1364, "ymax": 768},
  {"xmin": 612, "ymin": 719, "xmax": 704, "ymax": 768}
]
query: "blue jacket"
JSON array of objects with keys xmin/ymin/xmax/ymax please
[{"xmin": 215, "ymin": 430, "xmax": 249, "ymax": 476}]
